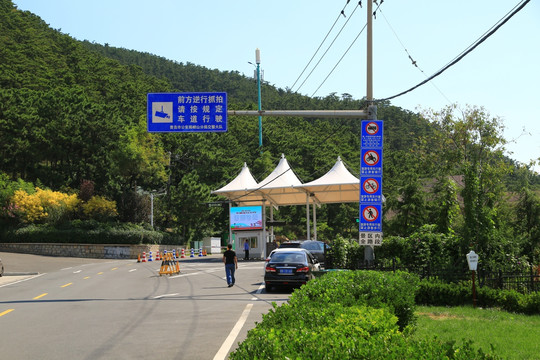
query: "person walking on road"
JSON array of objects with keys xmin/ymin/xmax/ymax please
[
  {"xmin": 223, "ymin": 243, "xmax": 238, "ymax": 287},
  {"xmin": 243, "ymin": 239, "xmax": 250, "ymax": 260}
]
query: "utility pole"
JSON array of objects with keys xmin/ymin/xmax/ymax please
[{"xmin": 365, "ymin": 0, "xmax": 376, "ymax": 263}]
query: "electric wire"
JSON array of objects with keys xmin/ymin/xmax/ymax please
[
  {"xmin": 295, "ymin": 1, "xmax": 363, "ymax": 94},
  {"xmin": 311, "ymin": 24, "xmax": 367, "ymax": 97},
  {"xmin": 311, "ymin": 1, "xmax": 381, "ymax": 97},
  {"xmin": 376, "ymin": 0, "xmax": 530, "ymax": 103},
  {"xmin": 290, "ymin": 0, "xmax": 353, "ymax": 91},
  {"xmin": 378, "ymin": 6, "xmax": 453, "ymax": 105}
]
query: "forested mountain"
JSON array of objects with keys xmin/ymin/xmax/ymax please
[{"xmin": 2, "ymin": 0, "xmax": 539, "ymax": 263}]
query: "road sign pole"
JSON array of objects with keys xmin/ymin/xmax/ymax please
[{"xmin": 363, "ymin": 0, "xmax": 377, "ymax": 264}]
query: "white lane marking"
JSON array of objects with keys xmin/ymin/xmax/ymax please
[
  {"xmin": 213, "ymin": 303, "xmax": 253, "ymax": 360},
  {"xmin": 73, "ymin": 270, "xmax": 82, "ymax": 274},
  {"xmin": 61, "ymin": 267, "xmax": 73, "ymax": 271},
  {"xmin": 129, "ymin": 269, "xmax": 137, "ymax": 272},
  {"xmin": 153, "ymin": 293, "xmax": 179, "ymax": 299},
  {"xmin": 0, "ymin": 273, "xmax": 46, "ymax": 288}
]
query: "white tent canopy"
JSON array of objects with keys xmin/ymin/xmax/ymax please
[
  {"xmin": 212, "ymin": 155, "xmax": 362, "ymax": 241},
  {"xmin": 298, "ymin": 156, "xmax": 360, "ymax": 204},
  {"xmin": 212, "ymin": 162, "xmax": 262, "ymax": 205}
]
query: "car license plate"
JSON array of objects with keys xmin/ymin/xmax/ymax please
[{"xmin": 279, "ymin": 268, "xmax": 293, "ymax": 275}]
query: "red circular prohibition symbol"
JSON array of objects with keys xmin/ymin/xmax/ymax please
[
  {"xmin": 365, "ymin": 121, "xmax": 379, "ymax": 135},
  {"xmin": 363, "ymin": 150, "xmax": 380, "ymax": 166},
  {"xmin": 363, "ymin": 178, "xmax": 379, "ymax": 194},
  {"xmin": 362, "ymin": 206, "xmax": 379, "ymax": 222}
]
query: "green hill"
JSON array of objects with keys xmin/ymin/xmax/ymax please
[{"xmin": 2, "ymin": 0, "xmax": 539, "ymax": 250}]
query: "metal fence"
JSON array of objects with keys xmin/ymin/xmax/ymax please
[{"xmin": 325, "ymin": 254, "xmax": 540, "ymax": 293}]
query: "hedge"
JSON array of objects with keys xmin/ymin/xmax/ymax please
[
  {"xmin": 231, "ymin": 271, "xmax": 499, "ymax": 359},
  {"xmin": 0, "ymin": 220, "xmax": 182, "ymax": 245},
  {"xmin": 416, "ymin": 278, "xmax": 540, "ymax": 315}
]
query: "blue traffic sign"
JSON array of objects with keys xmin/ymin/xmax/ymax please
[
  {"xmin": 361, "ymin": 148, "xmax": 383, "ymax": 176},
  {"xmin": 359, "ymin": 204, "xmax": 382, "ymax": 232},
  {"xmin": 361, "ymin": 120, "xmax": 383, "ymax": 148},
  {"xmin": 147, "ymin": 92, "xmax": 227, "ymax": 133},
  {"xmin": 360, "ymin": 176, "xmax": 383, "ymax": 203}
]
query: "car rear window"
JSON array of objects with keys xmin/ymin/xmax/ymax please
[
  {"xmin": 302, "ymin": 242, "xmax": 323, "ymax": 251},
  {"xmin": 271, "ymin": 252, "xmax": 306, "ymax": 263}
]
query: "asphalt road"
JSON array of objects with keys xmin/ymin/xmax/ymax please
[{"xmin": 0, "ymin": 252, "xmax": 291, "ymax": 360}]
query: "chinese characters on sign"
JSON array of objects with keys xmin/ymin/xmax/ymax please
[
  {"xmin": 147, "ymin": 92, "xmax": 227, "ymax": 133},
  {"xmin": 360, "ymin": 120, "xmax": 383, "ymax": 246}
]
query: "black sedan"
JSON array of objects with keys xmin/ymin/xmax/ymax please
[
  {"xmin": 264, "ymin": 248, "xmax": 319, "ymax": 292},
  {"xmin": 300, "ymin": 240, "xmax": 329, "ymax": 266}
]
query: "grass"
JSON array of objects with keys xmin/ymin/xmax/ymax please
[{"xmin": 413, "ymin": 305, "xmax": 540, "ymax": 359}]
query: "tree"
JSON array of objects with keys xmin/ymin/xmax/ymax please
[{"xmin": 423, "ymin": 105, "xmax": 512, "ymax": 262}]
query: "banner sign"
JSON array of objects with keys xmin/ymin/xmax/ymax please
[
  {"xmin": 147, "ymin": 92, "xmax": 227, "ymax": 133},
  {"xmin": 360, "ymin": 120, "xmax": 383, "ymax": 245}
]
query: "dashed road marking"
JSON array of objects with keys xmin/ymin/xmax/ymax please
[
  {"xmin": 61, "ymin": 283, "xmax": 72, "ymax": 288},
  {"xmin": 33, "ymin": 293, "xmax": 48, "ymax": 300},
  {"xmin": 0, "ymin": 309, "xmax": 14, "ymax": 317}
]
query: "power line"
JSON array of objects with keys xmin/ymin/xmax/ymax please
[
  {"xmin": 311, "ymin": 24, "xmax": 367, "ymax": 97},
  {"xmin": 311, "ymin": 1, "xmax": 382, "ymax": 97},
  {"xmin": 376, "ymin": 0, "xmax": 530, "ymax": 103},
  {"xmin": 295, "ymin": 1, "xmax": 362, "ymax": 94},
  {"xmin": 290, "ymin": 1, "xmax": 353, "ymax": 91},
  {"xmin": 377, "ymin": 6, "xmax": 453, "ymax": 105}
]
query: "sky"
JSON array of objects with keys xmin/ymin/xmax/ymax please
[{"xmin": 13, "ymin": 0, "xmax": 540, "ymax": 171}]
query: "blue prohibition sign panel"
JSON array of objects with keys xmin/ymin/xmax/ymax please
[
  {"xmin": 361, "ymin": 120, "xmax": 383, "ymax": 148},
  {"xmin": 361, "ymin": 148, "xmax": 383, "ymax": 176},
  {"xmin": 360, "ymin": 176, "xmax": 383, "ymax": 203},
  {"xmin": 147, "ymin": 92, "xmax": 227, "ymax": 133},
  {"xmin": 359, "ymin": 204, "xmax": 382, "ymax": 232}
]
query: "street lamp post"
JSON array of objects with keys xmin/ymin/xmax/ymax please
[
  {"xmin": 249, "ymin": 49, "xmax": 263, "ymax": 152},
  {"xmin": 255, "ymin": 48, "xmax": 262, "ymax": 152}
]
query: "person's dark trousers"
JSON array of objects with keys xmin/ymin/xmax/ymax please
[
  {"xmin": 225, "ymin": 263, "xmax": 235, "ymax": 285},
  {"xmin": 244, "ymin": 250, "xmax": 249, "ymax": 260}
]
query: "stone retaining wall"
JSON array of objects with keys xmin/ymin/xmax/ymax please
[{"xmin": 0, "ymin": 243, "xmax": 185, "ymax": 259}]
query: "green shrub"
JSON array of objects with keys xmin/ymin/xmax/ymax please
[
  {"xmin": 288, "ymin": 270, "xmax": 419, "ymax": 330},
  {"xmin": 417, "ymin": 278, "xmax": 540, "ymax": 315},
  {"xmin": 231, "ymin": 274, "xmax": 500, "ymax": 360},
  {"xmin": 0, "ymin": 221, "xmax": 180, "ymax": 245}
]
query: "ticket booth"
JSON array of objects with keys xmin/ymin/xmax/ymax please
[
  {"xmin": 230, "ymin": 206, "xmax": 264, "ymax": 259},
  {"xmin": 234, "ymin": 231, "xmax": 263, "ymax": 260}
]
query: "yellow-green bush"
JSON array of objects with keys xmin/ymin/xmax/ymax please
[
  {"xmin": 82, "ymin": 196, "xmax": 118, "ymax": 221},
  {"xmin": 11, "ymin": 188, "xmax": 80, "ymax": 223}
]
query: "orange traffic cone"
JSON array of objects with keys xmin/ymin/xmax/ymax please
[{"xmin": 137, "ymin": 253, "xmax": 141, "ymax": 263}]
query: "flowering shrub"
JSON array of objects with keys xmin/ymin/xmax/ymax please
[
  {"xmin": 82, "ymin": 196, "xmax": 118, "ymax": 221},
  {"xmin": 11, "ymin": 188, "xmax": 80, "ymax": 223}
]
